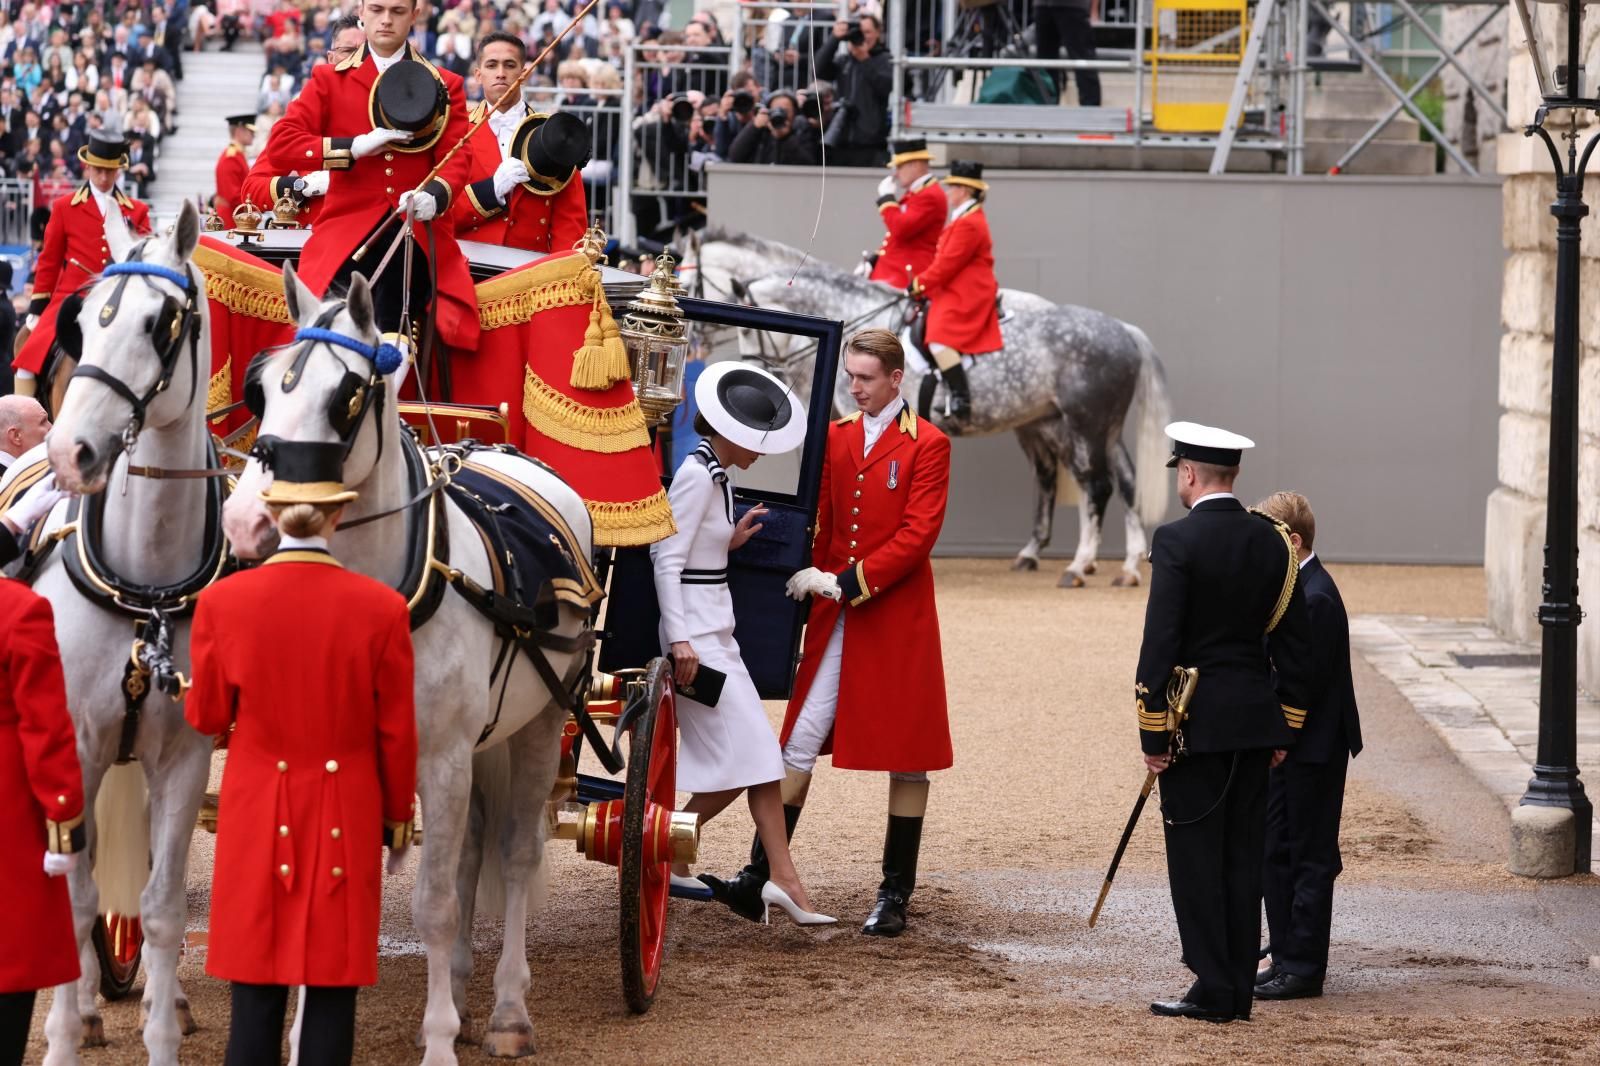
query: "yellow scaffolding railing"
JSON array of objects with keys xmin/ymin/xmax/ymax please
[{"xmin": 1148, "ymin": 0, "xmax": 1249, "ymax": 133}]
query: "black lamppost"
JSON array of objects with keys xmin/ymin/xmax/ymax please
[{"xmin": 1511, "ymin": 0, "xmax": 1595, "ymax": 873}]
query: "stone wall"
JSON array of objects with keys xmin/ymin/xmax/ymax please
[
  {"xmin": 1488, "ymin": 14, "xmax": 1600, "ymax": 685},
  {"xmin": 1442, "ymin": 8, "xmax": 1508, "ymax": 174}
]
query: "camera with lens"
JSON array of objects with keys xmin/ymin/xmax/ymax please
[
  {"xmin": 768, "ymin": 107, "xmax": 789, "ymax": 129},
  {"xmin": 668, "ymin": 92, "xmax": 694, "ymax": 123},
  {"xmin": 731, "ymin": 89, "xmax": 756, "ymax": 116},
  {"xmin": 823, "ymin": 100, "xmax": 855, "ymax": 149},
  {"xmin": 845, "ymin": 19, "xmax": 866, "ymax": 45}
]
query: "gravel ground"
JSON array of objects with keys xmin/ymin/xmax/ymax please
[{"xmin": 28, "ymin": 561, "xmax": 1600, "ymax": 1065}]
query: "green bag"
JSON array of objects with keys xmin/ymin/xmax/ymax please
[{"xmin": 975, "ymin": 66, "xmax": 1055, "ymax": 106}]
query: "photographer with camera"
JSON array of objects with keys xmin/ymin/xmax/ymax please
[
  {"xmin": 729, "ymin": 89, "xmax": 821, "ymax": 166},
  {"xmin": 815, "ymin": 12, "xmax": 891, "ymax": 166},
  {"xmin": 715, "ymin": 74, "xmax": 762, "ymax": 159},
  {"xmin": 632, "ymin": 88, "xmax": 707, "ymax": 238}
]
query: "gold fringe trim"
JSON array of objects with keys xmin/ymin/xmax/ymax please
[
  {"xmin": 194, "ymin": 243, "xmax": 292, "ymax": 323},
  {"xmin": 523, "ymin": 367, "xmax": 649, "ymax": 454},
  {"xmin": 206, "ymin": 361, "xmax": 232, "ymax": 419},
  {"xmin": 589, "ymin": 488, "xmax": 676, "ymax": 547},
  {"xmin": 476, "ymin": 252, "xmax": 597, "ymax": 330}
]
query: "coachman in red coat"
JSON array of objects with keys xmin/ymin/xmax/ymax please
[
  {"xmin": 869, "ymin": 138, "xmax": 945, "ymax": 289},
  {"xmin": 213, "ymin": 114, "xmax": 256, "ymax": 224},
  {"xmin": 702, "ymin": 328, "xmax": 951, "ymax": 938},
  {"xmin": 910, "ymin": 160, "xmax": 1002, "ymax": 427},
  {"xmin": 0, "ymin": 580, "xmax": 85, "ymax": 1057},
  {"xmin": 185, "ymin": 441, "xmax": 416, "ymax": 1062},
  {"xmin": 13, "ymin": 135, "xmax": 153, "ymax": 394}
]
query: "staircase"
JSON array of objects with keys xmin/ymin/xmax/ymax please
[{"xmin": 145, "ymin": 42, "xmax": 266, "ymax": 224}]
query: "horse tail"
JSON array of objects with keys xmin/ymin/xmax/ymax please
[
  {"xmin": 469, "ymin": 744, "xmax": 548, "ymax": 921},
  {"xmin": 1127, "ymin": 324, "xmax": 1172, "ymax": 531},
  {"xmin": 93, "ymin": 761, "xmax": 150, "ymax": 916}
]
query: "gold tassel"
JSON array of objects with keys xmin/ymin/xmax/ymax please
[
  {"xmin": 597, "ymin": 288, "xmax": 632, "ymax": 384},
  {"xmin": 569, "ymin": 271, "xmax": 633, "ymax": 391}
]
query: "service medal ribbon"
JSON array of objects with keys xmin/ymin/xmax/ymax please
[{"xmin": 887, "ymin": 460, "xmax": 899, "ymax": 490}]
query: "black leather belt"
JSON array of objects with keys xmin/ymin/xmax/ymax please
[{"xmin": 681, "ymin": 568, "xmax": 728, "ymax": 585}]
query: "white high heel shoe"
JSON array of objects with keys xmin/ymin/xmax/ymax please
[{"xmin": 760, "ymin": 881, "xmax": 837, "ymax": 926}]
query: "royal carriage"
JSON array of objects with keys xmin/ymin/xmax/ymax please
[{"xmin": 71, "ymin": 210, "xmax": 843, "ymax": 1017}]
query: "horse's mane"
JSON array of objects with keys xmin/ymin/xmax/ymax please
[{"xmin": 701, "ymin": 227, "xmax": 810, "ymax": 264}]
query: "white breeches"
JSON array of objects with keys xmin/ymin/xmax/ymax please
[{"xmin": 781, "ymin": 616, "xmax": 927, "ymax": 784}]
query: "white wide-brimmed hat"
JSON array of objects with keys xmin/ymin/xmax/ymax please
[{"xmin": 695, "ymin": 361, "xmax": 807, "ymax": 455}]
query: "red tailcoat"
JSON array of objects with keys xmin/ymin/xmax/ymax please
[
  {"xmin": 452, "ymin": 103, "xmax": 589, "ymax": 255},
  {"xmin": 915, "ymin": 203, "xmax": 1002, "ymax": 355},
  {"xmin": 262, "ymin": 42, "xmax": 478, "ymax": 350},
  {"xmin": 870, "ymin": 174, "xmax": 945, "ymax": 289},
  {"xmin": 214, "ymin": 142, "xmax": 249, "ymax": 223},
  {"xmin": 239, "ymin": 150, "xmax": 325, "ymax": 227},
  {"xmin": 779, "ymin": 405, "xmax": 953, "ymax": 772},
  {"xmin": 15, "ymin": 184, "xmax": 153, "ymax": 375},
  {"xmin": 185, "ymin": 551, "xmax": 417, "ymax": 987},
  {"xmin": 0, "ymin": 582, "xmax": 84, "ymax": 994}
]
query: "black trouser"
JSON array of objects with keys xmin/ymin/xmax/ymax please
[
  {"xmin": 1036, "ymin": 6, "xmax": 1102, "ymax": 107},
  {"xmin": 0, "ymin": 991, "xmax": 35, "ymax": 1066},
  {"xmin": 1159, "ymin": 748, "xmax": 1272, "ymax": 1019},
  {"xmin": 1263, "ymin": 754, "xmax": 1349, "ymax": 980},
  {"xmin": 225, "ymin": 983, "xmax": 357, "ymax": 1066},
  {"xmin": 827, "ymin": 143, "xmax": 889, "ymax": 167},
  {"xmin": 331, "ymin": 215, "xmax": 436, "ymax": 341}
]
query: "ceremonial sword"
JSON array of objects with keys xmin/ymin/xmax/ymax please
[{"xmin": 1087, "ymin": 665, "xmax": 1199, "ymax": 928}]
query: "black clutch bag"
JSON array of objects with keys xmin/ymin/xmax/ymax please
[{"xmin": 676, "ymin": 664, "xmax": 727, "ymax": 707}]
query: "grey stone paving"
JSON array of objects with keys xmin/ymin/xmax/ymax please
[{"xmin": 1351, "ymin": 614, "xmax": 1600, "ymax": 864}]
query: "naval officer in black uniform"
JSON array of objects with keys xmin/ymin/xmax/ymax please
[
  {"xmin": 1135, "ymin": 421, "xmax": 1313, "ymax": 1023},
  {"xmin": 1252, "ymin": 491, "xmax": 1362, "ymax": 1000}
]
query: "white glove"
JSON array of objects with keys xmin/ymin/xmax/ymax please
[
  {"xmin": 351, "ymin": 126, "xmax": 410, "ymax": 159},
  {"xmin": 24, "ymin": 314, "xmax": 39, "ymax": 330},
  {"xmin": 877, "ymin": 174, "xmax": 899, "ymax": 199},
  {"xmin": 5, "ymin": 473, "xmax": 66, "ymax": 532},
  {"xmin": 397, "ymin": 188, "xmax": 438, "ymax": 222},
  {"xmin": 785, "ymin": 566, "xmax": 842, "ymax": 602},
  {"xmin": 492, "ymin": 157, "xmax": 530, "ymax": 200},
  {"xmin": 44, "ymin": 851, "xmax": 77, "ymax": 876},
  {"xmin": 386, "ymin": 846, "xmax": 409, "ymax": 877},
  {"xmin": 299, "ymin": 170, "xmax": 329, "ymax": 197}
]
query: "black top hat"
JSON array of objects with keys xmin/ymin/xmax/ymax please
[
  {"xmin": 510, "ymin": 111, "xmax": 592, "ymax": 196},
  {"xmin": 225, "ymin": 113, "xmax": 257, "ymax": 130},
  {"xmin": 370, "ymin": 59, "xmax": 448, "ymax": 151},
  {"xmin": 945, "ymin": 158, "xmax": 988, "ymax": 191},
  {"xmin": 256, "ymin": 440, "xmax": 359, "ymax": 506},
  {"xmin": 78, "ymin": 133, "xmax": 129, "ymax": 169},
  {"xmin": 888, "ymin": 136, "xmax": 932, "ymax": 167}
]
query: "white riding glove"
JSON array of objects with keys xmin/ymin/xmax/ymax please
[
  {"xmin": 785, "ymin": 566, "xmax": 842, "ymax": 602},
  {"xmin": 397, "ymin": 188, "xmax": 438, "ymax": 222},
  {"xmin": 351, "ymin": 127, "xmax": 410, "ymax": 159},
  {"xmin": 299, "ymin": 170, "xmax": 330, "ymax": 197},
  {"xmin": 24, "ymin": 314, "xmax": 39, "ymax": 330},
  {"xmin": 876, "ymin": 174, "xmax": 899, "ymax": 200},
  {"xmin": 492, "ymin": 157, "xmax": 530, "ymax": 200},
  {"xmin": 5, "ymin": 473, "xmax": 66, "ymax": 533},
  {"xmin": 44, "ymin": 851, "xmax": 77, "ymax": 877}
]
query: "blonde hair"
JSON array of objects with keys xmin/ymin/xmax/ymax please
[
  {"xmin": 1255, "ymin": 490, "xmax": 1316, "ymax": 552},
  {"xmin": 588, "ymin": 63, "xmax": 621, "ymax": 91},
  {"xmin": 270, "ymin": 502, "xmax": 341, "ymax": 540},
  {"xmin": 557, "ymin": 59, "xmax": 589, "ymax": 84},
  {"xmin": 844, "ymin": 327, "xmax": 905, "ymax": 374}
]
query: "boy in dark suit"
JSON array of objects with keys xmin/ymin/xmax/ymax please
[{"xmin": 1253, "ymin": 491, "xmax": 1363, "ymax": 1000}]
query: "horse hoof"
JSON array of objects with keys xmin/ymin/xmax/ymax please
[
  {"xmin": 1083, "ymin": 561, "xmax": 1098, "ymax": 575},
  {"xmin": 1057, "ymin": 572, "xmax": 1087, "ymax": 589},
  {"xmin": 1112, "ymin": 573, "xmax": 1140, "ymax": 588},
  {"xmin": 1011, "ymin": 556, "xmax": 1038, "ymax": 572},
  {"xmin": 81, "ymin": 1014, "xmax": 107, "ymax": 1048},
  {"xmin": 483, "ymin": 1022, "xmax": 537, "ymax": 1058},
  {"xmin": 454, "ymin": 1012, "xmax": 473, "ymax": 1045},
  {"xmin": 175, "ymin": 998, "xmax": 197, "ymax": 1036}
]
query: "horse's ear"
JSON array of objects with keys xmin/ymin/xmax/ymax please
[
  {"xmin": 345, "ymin": 272, "xmax": 375, "ymax": 338},
  {"xmin": 282, "ymin": 261, "xmax": 319, "ymax": 327},
  {"xmin": 103, "ymin": 203, "xmax": 134, "ymax": 263},
  {"xmin": 171, "ymin": 199, "xmax": 200, "ymax": 262}
]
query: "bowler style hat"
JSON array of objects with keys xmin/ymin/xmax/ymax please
[
  {"xmin": 944, "ymin": 159, "xmax": 988, "ymax": 192},
  {"xmin": 369, "ymin": 59, "xmax": 449, "ymax": 151},
  {"xmin": 225, "ymin": 113, "xmax": 257, "ymax": 131},
  {"xmin": 258, "ymin": 441, "xmax": 359, "ymax": 506},
  {"xmin": 888, "ymin": 136, "xmax": 933, "ymax": 168},
  {"xmin": 78, "ymin": 133, "xmax": 130, "ymax": 170},
  {"xmin": 1163, "ymin": 421, "xmax": 1255, "ymax": 468},
  {"xmin": 509, "ymin": 111, "xmax": 593, "ymax": 195},
  {"xmin": 695, "ymin": 361, "xmax": 807, "ymax": 455}
]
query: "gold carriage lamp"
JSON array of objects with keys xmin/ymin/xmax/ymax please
[{"xmin": 620, "ymin": 253, "xmax": 690, "ymax": 427}]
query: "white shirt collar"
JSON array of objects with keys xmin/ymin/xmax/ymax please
[
  {"xmin": 1299, "ymin": 549, "xmax": 1316, "ymax": 570},
  {"xmin": 948, "ymin": 199, "xmax": 978, "ymax": 224},
  {"xmin": 1191, "ymin": 491, "xmax": 1237, "ymax": 508},
  {"xmin": 862, "ymin": 397, "xmax": 905, "ymax": 456},
  {"xmin": 488, "ymin": 99, "xmax": 526, "ymax": 154},
  {"xmin": 371, "ymin": 45, "xmax": 406, "ymax": 74},
  {"xmin": 89, "ymin": 181, "xmax": 116, "ymax": 216},
  {"xmin": 909, "ymin": 172, "xmax": 937, "ymax": 193},
  {"xmin": 279, "ymin": 533, "xmax": 331, "ymax": 551},
  {"xmin": 0, "ymin": 448, "xmax": 17, "ymax": 467}
]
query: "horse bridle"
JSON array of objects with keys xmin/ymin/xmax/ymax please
[{"xmin": 68, "ymin": 244, "xmax": 202, "ymax": 445}]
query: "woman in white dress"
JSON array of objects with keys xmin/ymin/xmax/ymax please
[{"xmin": 651, "ymin": 363, "xmax": 834, "ymax": 926}]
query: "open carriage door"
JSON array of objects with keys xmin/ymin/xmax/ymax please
[{"xmin": 600, "ymin": 300, "xmax": 844, "ymax": 699}]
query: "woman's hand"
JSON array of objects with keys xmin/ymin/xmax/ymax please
[
  {"xmin": 669, "ymin": 641, "xmax": 699, "ymax": 686},
  {"xmin": 730, "ymin": 504, "xmax": 768, "ymax": 550}
]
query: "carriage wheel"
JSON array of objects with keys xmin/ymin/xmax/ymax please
[
  {"xmin": 91, "ymin": 912, "xmax": 143, "ymax": 1000},
  {"xmin": 618, "ymin": 657, "xmax": 677, "ymax": 1015}
]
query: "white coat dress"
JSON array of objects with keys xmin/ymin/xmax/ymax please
[{"xmin": 651, "ymin": 445, "xmax": 786, "ymax": 793}]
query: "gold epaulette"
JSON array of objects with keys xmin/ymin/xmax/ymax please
[
  {"xmin": 1250, "ymin": 509, "xmax": 1298, "ymax": 634},
  {"xmin": 835, "ymin": 411, "xmax": 862, "ymax": 425}
]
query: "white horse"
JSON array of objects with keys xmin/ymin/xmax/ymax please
[
  {"xmin": 24, "ymin": 201, "xmax": 215, "ymax": 1065},
  {"xmin": 222, "ymin": 264, "xmax": 594, "ymax": 1064}
]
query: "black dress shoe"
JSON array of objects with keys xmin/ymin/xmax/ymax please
[
  {"xmin": 1150, "ymin": 999, "xmax": 1233, "ymax": 1023},
  {"xmin": 697, "ymin": 872, "xmax": 767, "ymax": 924},
  {"xmin": 861, "ymin": 893, "xmax": 906, "ymax": 937},
  {"xmin": 1254, "ymin": 972, "xmax": 1323, "ymax": 1000},
  {"xmin": 1255, "ymin": 962, "xmax": 1279, "ymax": 987}
]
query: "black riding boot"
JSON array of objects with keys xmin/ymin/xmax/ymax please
[
  {"xmin": 940, "ymin": 364, "xmax": 973, "ymax": 425},
  {"xmin": 917, "ymin": 372, "xmax": 938, "ymax": 421},
  {"xmin": 699, "ymin": 804, "xmax": 802, "ymax": 924},
  {"xmin": 862, "ymin": 814, "xmax": 923, "ymax": 937}
]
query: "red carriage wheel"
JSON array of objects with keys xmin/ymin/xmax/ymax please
[
  {"xmin": 91, "ymin": 912, "xmax": 143, "ymax": 1000},
  {"xmin": 618, "ymin": 657, "xmax": 677, "ymax": 1014}
]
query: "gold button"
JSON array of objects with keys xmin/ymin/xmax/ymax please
[
  {"xmin": 279, "ymin": 864, "xmax": 290, "ymax": 877},
  {"xmin": 539, "ymin": 217, "xmax": 546, "ymax": 223},
  {"xmin": 384, "ymin": 152, "xmax": 394, "ymax": 161},
  {"xmin": 385, "ymin": 187, "xmax": 394, "ymax": 194},
  {"xmin": 331, "ymin": 827, "xmax": 342, "ymax": 839},
  {"xmin": 384, "ymin": 167, "xmax": 393, "ymax": 176},
  {"xmin": 278, "ymin": 825, "xmax": 289, "ymax": 837},
  {"xmin": 325, "ymin": 760, "xmax": 339, "ymax": 773},
  {"xmin": 856, "ymin": 474, "xmax": 865, "ymax": 482},
  {"xmin": 331, "ymin": 867, "xmax": 343, "ymax": 878},
  {"xmin": 851, "ymin": 507, "xmax": 859, "ymax": 515},
  {"xmin": 849, "ymin": 540, "xmax": 857, "ymax": 548},
  {"xmin": 847, "ymin": 556, "xmax": 856, "ymax": 563},
  {"xmin": 873, "ymin": 587, "xmax": 881, "ymax": 594},
  {"xmin": 277, "ymin": 760, "xmax": 288, "ymax": 772},
  {"xmin": 57, "ymin": 794, "xmax": 67, "ymax": 804},
  {"xmin": 850, "ymin": 524, "xmax": 858, "ymax": 531},
  {"xmin": 853, "ymin": 490, "xmax": 861, "ymax": 498},
  {"xmin": 305, "ymin": 149, "xmax": 313, "ymax": 157}
]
